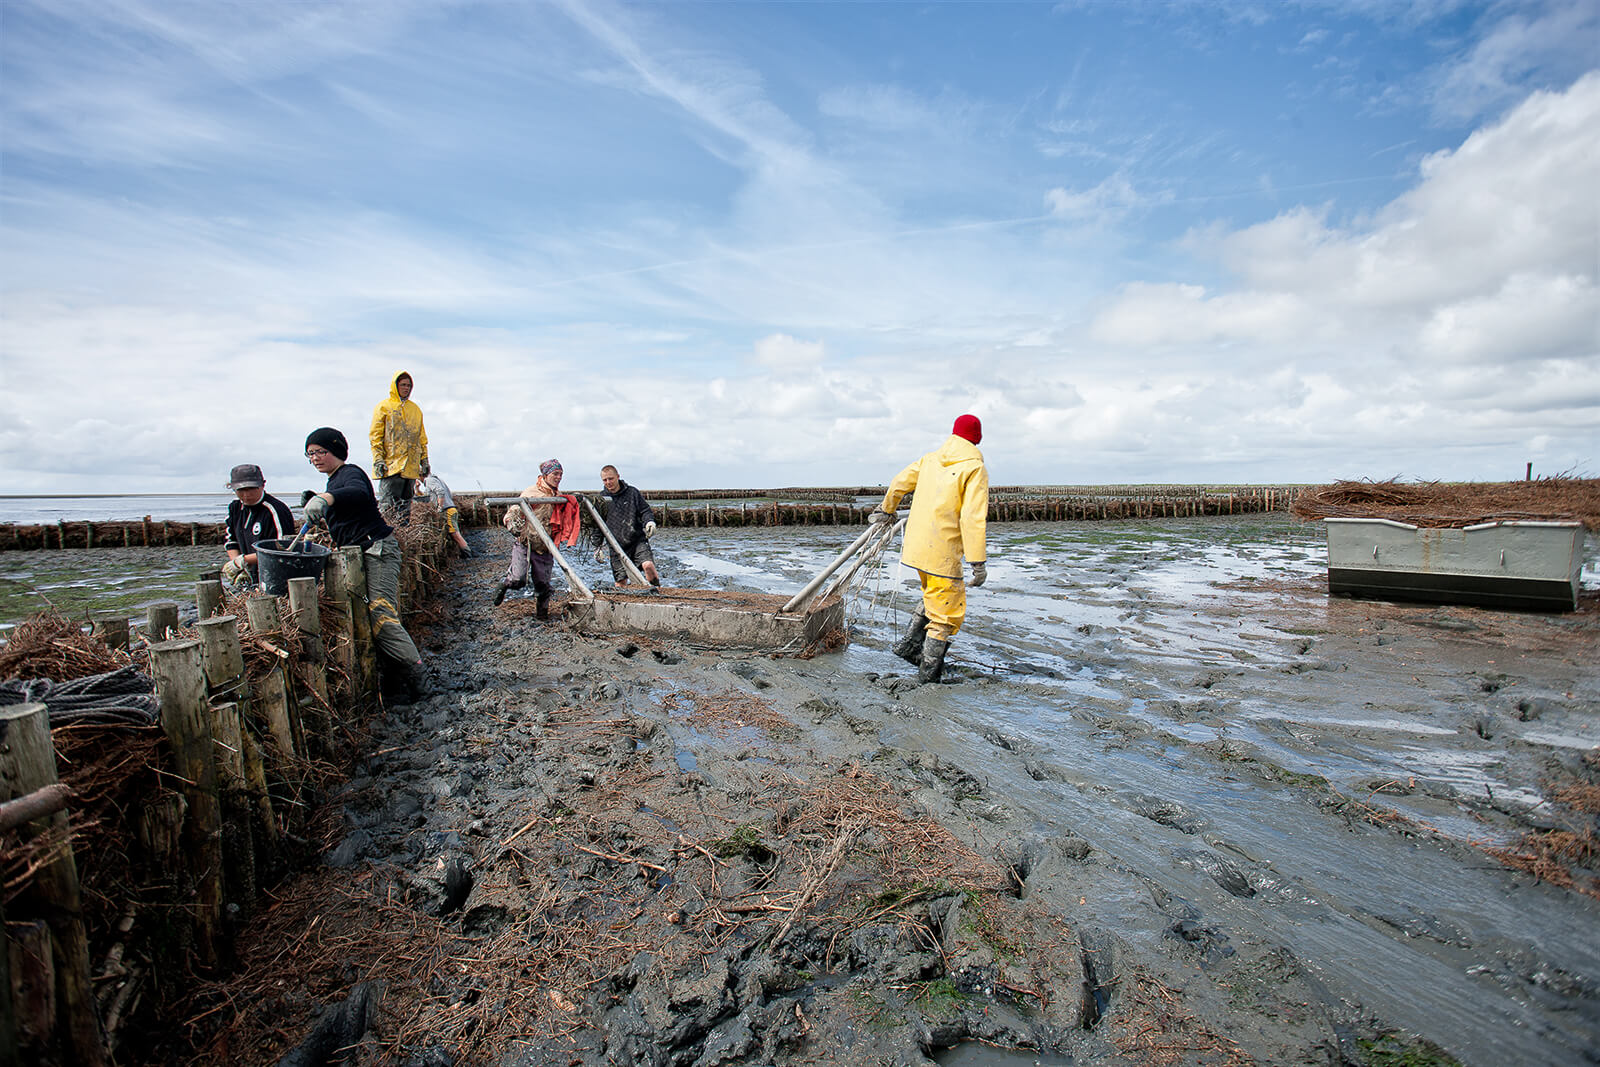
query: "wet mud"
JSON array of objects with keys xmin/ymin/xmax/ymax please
[{"xmin": 157, "ymin": 517, "xmax": 1599, "ymax": 1064}]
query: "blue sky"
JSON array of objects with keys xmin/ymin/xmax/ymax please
[{"xmin": 2, "ymin": 0, "xmax": 1596, "ymax": 494}]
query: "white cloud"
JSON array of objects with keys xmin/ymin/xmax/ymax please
[{"xmin": 751, "ymin": 333, "xmax": 826, "ymax": 370}]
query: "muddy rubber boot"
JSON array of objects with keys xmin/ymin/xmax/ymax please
[
  {"xmin": 399, "ymin": 659, "xmax": 429, "ymax": 703},
  {"xmin": 535, "ymin": 593, "xmax": 551, "ymax": 621},
  {"xmin": 893, "ymin": 613, "xmax": 929, "ymax": 665},
  {"xmin": 492, "ymin": 582, "xmax": 509, "ymax": 607},
  {"xmin": 917, "ymin": 636, "xmax": 949, "ymax": 684}
]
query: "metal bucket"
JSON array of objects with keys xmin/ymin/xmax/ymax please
[{"xmin": 254, "ymin": 538, "xmax": 331, "ymax": 596}]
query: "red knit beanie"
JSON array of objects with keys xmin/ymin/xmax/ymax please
[{"xmin": 952, "ymin": 414, "xmax": 982, "ymax": 444}]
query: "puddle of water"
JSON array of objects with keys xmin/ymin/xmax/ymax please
[{"xmin": 935, "ymin": 1044, "xmax": 1070, "ymax": 1067}]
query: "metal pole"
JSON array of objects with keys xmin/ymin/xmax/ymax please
[
  {"xmin": 781, "ymin": 522, "xmax": 885, "ymax": 613},
  {"xmin": 578, "ymin": 495, "xmax": 651, "ymax": 587},
  {"xmin": 820, "ymin": 517, "xmax": 906, "ymax": 602},
  {"xmin": 517, "ymin": 500, "xmax": 593, "ymax": 602}
]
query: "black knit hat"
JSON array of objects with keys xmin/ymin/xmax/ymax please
[{"xmin": 305, "ymin": 427, "xmax": 348, "ymax": 461}]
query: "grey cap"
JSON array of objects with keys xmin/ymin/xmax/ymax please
[{"xmin": 228, "ymin": 463, "xmax": 265, "ymax": 490}]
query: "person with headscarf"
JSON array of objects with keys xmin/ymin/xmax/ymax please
[
  {"xmin": 871, "ymin": 414, "xmax": 990, "ymax": 683},
  {"xmin": 302, "ymin": 427, "xmax": 428, "ymax": 701},
  {"xmin": 368, "ymin": 370, "xmax": 429, "ymax": 521},
  {"xmin": 493, "ymin": 458, "xmax": 581, "ymax": 619}
]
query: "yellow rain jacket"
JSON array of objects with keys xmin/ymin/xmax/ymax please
[
  {"xmin": 882, "ymin": 435, "xmax": 989, "ymax": 579},
  {"xmin": 369, "ymin": 370, "xmax": 429, "ymax": 479}
]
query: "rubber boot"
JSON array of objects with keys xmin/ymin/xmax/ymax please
[
  {"xmin": 492, "ymin": 582, "xmax": 510, "ymax": 607},
  {"xmin": 399, "ymin": 659, "xmax": 429, "ymax": 703},
  {"xmin": 893, "ymin": 613, "xmax": 929, "ymax": 665},
  {"xmin": 917, "ymin": 636, "xmax": 949, "ymax": 684},
  {"xmin": 535, "ymin": 593, "xmax": 551, "ymax": 621}
]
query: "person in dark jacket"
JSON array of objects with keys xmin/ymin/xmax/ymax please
[
  {"xmin": 590, "ymin": 464, "xmax": 660, "ymax": 587},
  {"xmin": 222, "ymin": 463, "xmax": 295, "ymax": 587},
  {"xmin": 302, "ymin": 427, "xmax": 427, "ymax": 701}
]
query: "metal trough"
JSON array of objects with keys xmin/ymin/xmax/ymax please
[
  {"xmin": 1325, "ymin": 517, "xmax": 1586, "ymax": 612},
  {"xmin": 568, "ymin": 589, "xmax": 846, "ymax": 653}
]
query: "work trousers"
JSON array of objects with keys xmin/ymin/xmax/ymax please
[
  {"xmin": 608, "ymin": 537, "xmax": 655, "ymax": 584},
  {"xmin": 917, "ymin": 571, "xmax": 966, "ymax": 642},
  {"xmin": 503, "ymin": 543, "xmax": 554, "ymax": 594},
  {"xmin": 375, "ymin": 475, "xmax": 414, "ymax": 521},
  {"xmin": 363, "ymin": 536, "xmax": 422, "ymax": 665}
]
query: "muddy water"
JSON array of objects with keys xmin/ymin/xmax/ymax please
[{"xmin": 660, "ymin": 516, "xmax": 1600, "ymax": 1067}]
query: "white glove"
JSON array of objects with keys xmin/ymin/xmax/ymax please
[
  {"xmin": 222, "ymin": 557, "xmax": 247, "ymax": 584},
  {"xmin": 594, "ymin": 545, "xmax": 606, "ymax": 563},
  {"xmin": 372, "ymin": 460, "xmax": 387, "ymax": 479},
  {"xmin": 970, "ymin": 561, "xmax": 987, "ymax": 587},
  {"xmin": 868, "ymin": 508, "xmax": 893, "ymax": 525},
  {"xmin": 644, "ymin": 521, "xmax": 656, "ymax": 537},
  {"xmin": 303, "ymin": 494, "xmax": 331, "ymax": 522}
]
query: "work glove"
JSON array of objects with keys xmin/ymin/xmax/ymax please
[
  {"xmin": 419, "ymin": 457, "xmax": 430, "ymax": 477},
  {"xmin": 868, "ymin": 507, "xmax": 894, "ymax": 525},
  {"xmin": 970, "ymin": 561, "xmax": 987, "ymax": 588},
  {"xmin": 594, "ymin": 545, "xmax": 607, "ymax": 564},
  {"xmin": 222, "ymin": 557, "xmax": 248, "ymax": 585},
  {"xmin": 300, "ymin": 489, "xmax": 315, "ymax": 507},
  {"xmin": 303, "ymin": 494, "xmax": 331, "ymax": 522},
  {"xmin": 372, "ymin": 459, "xmax": 387, "ymax": 479},
  {"xmin": 644, "ymin": 521, "xmax": 656, "ymax": 538}
]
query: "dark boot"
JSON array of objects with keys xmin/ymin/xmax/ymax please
[
  {"xmin": 401, "ymin": 659, "xmax": 429, "ymax": 703},
  {"xmin": 535, "ymin": 593, "xmax": 551, "ymax": 621},
  {"xmin": 893, "ymin": 613, "xmax": 929, "ymax": 665},
  {"xmin": 917, "ymin": 636, "xmax": 949, "ymax": 684},
  {"xmin": 492, "ymin": 582, "xmax": 510, "ymax": 606}
]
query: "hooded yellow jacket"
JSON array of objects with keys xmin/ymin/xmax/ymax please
[
  {"xmin": 881, "ymin": 435, "xmax": 989, "ymax": 579},
  {"xmin": 369, "ymin": 371, "xmax": 428, "ymax": 479}
]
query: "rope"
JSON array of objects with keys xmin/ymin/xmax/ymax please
[{"xmin": 0, "ymin": 665, "xmax": 160, "ymax": 727}]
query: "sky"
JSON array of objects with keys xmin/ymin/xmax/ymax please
[{"xmin": 1, "ymin": 0, "xmax": 1596, "ymax": 495}]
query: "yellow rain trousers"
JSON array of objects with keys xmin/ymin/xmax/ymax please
[
  {"xmin": 881, "ymin": 434, "xmax": 989, "ymax": 642},
  {"xmin": 369, "ymin": 370, "xmax": 429, "ymax": 479},
  {"xmin": 919, "ymin": 572, "xmax": 966, "ymax": 641}
]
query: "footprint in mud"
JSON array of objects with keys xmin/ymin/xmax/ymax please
[
  {"xmin": 1131, "ymin": 795, "xmax": 1208, "ymax": 835},
  {"xmin": 1174, "ymin": 846, "xmax": 1256, "ymax": 898}
]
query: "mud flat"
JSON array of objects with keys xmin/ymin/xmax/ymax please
[{"xmin": 161, "ymin": 517, "xmax": 1599, "ymax": 1066}]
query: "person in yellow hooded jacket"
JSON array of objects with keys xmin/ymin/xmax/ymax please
[
  {"xmin": 369, "ymin": 370, "xmax": 429, "ymax": 520},
  {"xmin": 871, "ymin": 414, "xmax": 989, "ymax": 682}
]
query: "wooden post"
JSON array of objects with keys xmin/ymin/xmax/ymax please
[
  {"xmin": 148, "ymin": 639, "xmax": 225, "ymax": 970},
  {"xmin": 286, "ymin": 578, "xmax": 332, "ymax": 752},
  {"xmin": 145, "ymin": 601, "xmax": 180, "ymax": 643},
  {"xmin": 0, "ymin": 704, "xmax": 106, "ymax": 1066},
  {"xmin": 92, "ymin": 614, "xmax": 128, "ymax": 652},
  {"xmin": 195, "ymin": 579, "xmax": 225, "ymax": 621},
  {"xmin": 243, "ymin": 594, "xmax": 281, "ymax": 637},
  {"xmin": 326, "ymin": 548, "xmax": 372, "ymax": 700},
  {"xmin": 196, "ymin": 616, "xmax": 248, "ymax": 707},
  {"xmin": 204, "ymin": 700, "xmax": 256, "ymax": 912}
]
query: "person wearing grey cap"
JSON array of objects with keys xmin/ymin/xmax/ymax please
[{"xmin": 221, "ymin": 463, "xmax": 295, "ymax": 587}]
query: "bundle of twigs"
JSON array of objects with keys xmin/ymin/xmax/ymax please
[
  {"xmin": 0, "ymin": 611, "xmax": 129, "ymax": 682},
  {"xmin": 1291, "ymin": 477, "xmax": 1600, "ymax": 531}
]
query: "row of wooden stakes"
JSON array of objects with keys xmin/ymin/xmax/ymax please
[
  {"xmin": 0, "ymin": 486, "xmax": 1305, "ymax": 549},
  {"xmin": 1, "ymin": 533, "xmax": 446, "ymax": 1065}
]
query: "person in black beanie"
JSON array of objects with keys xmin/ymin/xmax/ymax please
[{"xmin": 302, "ymin": 427, "xmax": 428, "ymax": 702}]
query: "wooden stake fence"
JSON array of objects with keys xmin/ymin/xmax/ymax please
[{"xmin": 1, "ymin": 510, "xmax": 453, "ymax": 1061}]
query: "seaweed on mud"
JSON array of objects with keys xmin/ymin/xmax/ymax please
[
  {"xmin": 1357, "ymin": 1030, "xmax": 1464, "ymax": 1066},
  {"xmin": 1477, "ymin": 755, "xmax": 1600, "ymax": 900},
  {"xmin": 1104, "ymin": 968, "xmax": 1251, "ymax": 1067}
]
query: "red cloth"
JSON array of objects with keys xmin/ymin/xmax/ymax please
[{"xmin": 549, "ymin": 494, "xmax": 581, "ymax": 546}]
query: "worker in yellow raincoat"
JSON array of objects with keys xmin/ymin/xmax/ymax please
[
  {"xmin": 871, "ymin": 414, "xmax": 989, "ymax": 682},
  {"xmin": 369, "ymin": 370, "xmax": 430, "ymax": 521}
]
